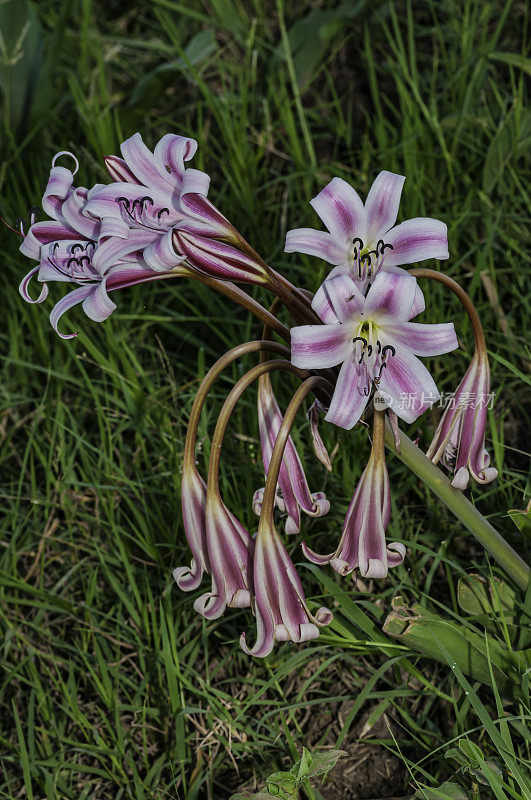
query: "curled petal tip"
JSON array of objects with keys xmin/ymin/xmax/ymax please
[
  {"xmin": 285, "ymin": 516, "xmax": 300, "ymax": 535},
  {"xmin": 301, "ymin": 541, "xmax": 335, "ymax": 565},
  {"xmin": 330, "ymin": 557, "xmax": 354, "ymax": 576},
  {"xmin": 172, "ymin": 563, "xmax": 203, "ymax": 592},
  {"xmin": 451, "ymin": 466, "xmax": 470, "ymax": 490},
  {"xmin": 479, "ymin": 467, "xmax": 498, "ymax": 484},
  {"xmin": 314, "ymin": 606, "xmax": 333, "ymax": 626},
  {"xmin": 194, "ymin": 592, "xmax": 226, "ymax": 620},
  {"xmin": 231, "ymin": 588, "xmax": 252, "ymax": 608},
  {"xmin": 361, "ymin": 559, "xmax": 389, "ymax": 579},
  {"xmin": 298, "ymin": 622, "xmax": 320, "ymax": 642},
  {"xmin": 311, "ymin": 492, "xmax": 330, "ymax": 517}
]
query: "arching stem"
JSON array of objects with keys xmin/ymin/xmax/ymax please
[
  {"xmin": 186, "ymin": 271, "xmax": 291, "ymax": 342},
  {"xmin": 184, "ymin": 340, "xmax": 291, "ymax": 469},
  {"xmin": 207, "ymin": 361, "xmax": 315, "ymax": 493},
  {"xmin": 409, "ymin": 268, "xmax": 486, "ymax": 352}
]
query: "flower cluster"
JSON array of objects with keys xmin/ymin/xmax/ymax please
[
  {"xmin": 18, "ymin": 134, "xmax": 269, "ymax": 338},
  {"xmin": 14, "ymin": 132, "xmax": 498, "ymax": 657}
]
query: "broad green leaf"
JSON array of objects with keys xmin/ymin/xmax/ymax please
[
  {"xmin": 383, "ymin": 596, "xmax": 529, "ymax": 699},
  {"xmin": 0, "ymin": 0, "xmax": 43, "ymax": 134},
  {"xmin": 413, "ymin": 780, "xmax": 469, "ymax": 800},
  {"xmin": 490, "ymin": 51, "xmax": 531, "ymax": 77},
  {"xmin": 457, "ymin": 573, "xmax": 515, "ymax": 628},
  {"xmin": 127, "ymin": 30, "xmax": 217, "ymax": 109},
  {"xmin": 273, "ymin": 1, "xmax": 368, "ymax": 87}
]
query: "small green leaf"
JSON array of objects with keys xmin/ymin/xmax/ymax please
[
  {"xmin": 266, "ymin": 771, "xmax": 297, "ymax": 799},
  {"xmin": 458, "ymin": 737, "xmax": 484, "ymax": 765},
  {"xmin": 508, "ymin": 503, "xmax": 531, "ymax": 538},
  {"xmin": 295, "ymin": 747, "xmax": 313, "ymax": 781},
  {"xmin": 305, "ymin": 750, "xmax": 347, "ymax": 778}
]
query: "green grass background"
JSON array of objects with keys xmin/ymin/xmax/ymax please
[{"xmin": 0, "ymin": 1, "xmax": 530, "ymax": 798}]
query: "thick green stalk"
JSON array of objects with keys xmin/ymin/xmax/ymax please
[{"xmin": 384, "ymin": 421, "xmax": 529, "ymax": 591}]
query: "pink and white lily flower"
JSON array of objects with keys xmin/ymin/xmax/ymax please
[
  {"xmin": 85, "ymin": 132, "xmax": 234, "ymax": 261},
  {"xmin": 193, "ymin": 491, "xmax": 255, "ymax": 620},
  {"xmin": 240, "ymin": 519, "xmax": 332, "ymax": 658},
  {"xmin": 427, "ymin": 349, "xmax": 498, "ymax": 489},
  {"xmin": 87, "ymin": 132, "xmax": 270, "ymax": 284},
  {"xmin": 303, "ymin": 412, "xmax": 405, "ymax": 579},
  {"xmin": 174, "ymin": 463, "xmax": 255, "ymax": 619},
  {"xmin": 291, "ymin": 271, "xmax": 458, "ymax": 430},
  {"xmin": 18, "ymin": 152, "xmax": 189, "ymax": 338},
  {"xmin": 285, "ymin": 171, "xmax": 448, "ymax": 286},
  {"xmin": 252, "ymin": 372, "xmax": 330, "ymax": 534}
]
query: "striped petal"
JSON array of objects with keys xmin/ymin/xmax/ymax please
[
  {"xmin": 19, "ymin": 221, "xmax": 82, "ymax": 259},
  {"xmin": 173, "ymin": 466, "xmax": 210, "ymax": 592},
  {"xmin": 312, "ymin": 273, "xmax": 365, "ymax": 323},
  {"xmin": 377, "ymin": 347, "xmax": 440, "ymax": 423},
  {"xmin": 174, "ymin": 229, "xmax": 268, "ymax": 284},
  {"xmin": 290, "ymin": 323, "xmax": 351, "ymax": 369},
  {"xmin": 365, "ymin": 171, "xmax": 405, "ymax": 242},
  {"xmin": 143, "ymin": 229, "xmax": 186, "ymax": 272},
  {"xmin": 384, "ymin": 218, "xmax": 449, "ymax": 266},
  {"xmin": 91, "ymin": 229, "xmax": 159, "ymax": 274},
  {"xmin": 364, "ymin": 271, "xmax": 417, "ymax": 323},
  {"xmin": 61, "ymin": 188, "xmax": 100, "ymax": 240},
  {"xmin": 383, "ymin": 322, "xmax": 458, "ymax": 356},
  {"xmin": 310, "ymin": 177, "xmax": 367, "ymax": 243},
  {"xmin": 49, "ymin": 285, "xmax": 94, "ymax": 339},
  {"xmin": 104, "ymin": 155, "xmax": 138, "ymax": 183},
  {"xmin": 121, "ymin": 132, "xmax": 173, "ymax": 191},
  {"xmin": 195, "ymin": 497, "xmax": 253, "ymax": 620},
  {"xmin": 325, "ymin": 354, "xmax": 369, "ymax": 429},
  {"xmin": 81, "ymin": 277, "xmax": 116, "ymax": 322},
  {"xmin": 154, "ymin": 133, "xmax": 198, "ymax": 185},
  {"xmin": 284, "ymin": 228, "xmax": 347, "ymax": 266}
]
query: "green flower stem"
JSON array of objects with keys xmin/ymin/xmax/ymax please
[{"xmin": 384, "ymin": 421, "xmax": 530, "ymax": 591}]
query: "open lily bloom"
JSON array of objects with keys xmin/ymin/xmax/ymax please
[
  {"xmin": 18, "ymin": 152, "xmax": 190, "ymax": 338},
  {"xmin": 427, "ymin": 349, "xmax": 498, "ymax": 489},
  {"xmin": 285, "ymin": 171, "xmax": 448, "ymax": 286},
  {"xmin": 240, "ymin": 519, "xmax": 332, "ymax": 658},
  {"xmin": 253, "ymin": 372, "xmax": 330, "ymax": 534},
  {"xmin": 86, "ymin": 132, "xmax": 233, "ymax": 247},
  {"xmin": 303, "ymin": 411, "xmax": 405, "ymax": 578},
  {"xmin": 291, "ymin": 271, "xmax": 458, "ymax": 430}
]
